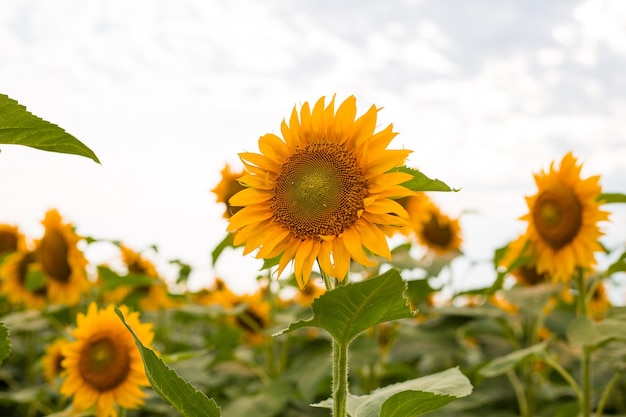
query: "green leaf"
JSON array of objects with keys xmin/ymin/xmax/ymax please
[
  {"xmin": 275, "ymin": 269, "xmax": 413, "ymax": 345},
  {"xmin": 567, "ymin": 316, "xmax": 626, "ymax": 348},
  {"xmin": 393, "ymin": 166, "xmax": 458, "ymax": 192},
  {"xmin": 597, "ymin": 192, "xmax": 626, "ymax": 204},
  {"xmin": 221, "ymin": 379, "xmax": 292, "ymax": 417},
  {"xmin": 0, "ymin": 93, "xmax": 100, "ymax": 163},
  {"xmin": 607, "ymin": 250, "xmax": 626, "ymax": 276},
  {"xmin": 380, "ymin": 391, "xmax": 456, "ymax": 417},
  {"xmin": 114, "ymin": 307, "xmax": 221, "ymax": 417},
  {"xmin": 479, "ymin": 341, "xmax": 549, "ymax": 377},
  {"xmin": 24, "ymin": 269, "xmax": 46, "ymax": 292},
  {"xmin": 211, "ymin": 233, "xmax": 235, "ymax": 266},
  {"xmin": 97, "ymin": 265, "xmax": 155, "ymax": 291},
  {"xmin": 0, "ymin": 322, "xmax": 10, "ymax": 366},
  {"xmin": 313, "ymin": 367, "xmax": 472, "ymax": 417}
]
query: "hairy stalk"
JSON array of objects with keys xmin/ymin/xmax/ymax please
[{"xmin": 320, "ymin": 267, "xmax": 349, "ymax": 417}]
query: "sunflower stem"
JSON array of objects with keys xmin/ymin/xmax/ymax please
[
  {"xmin": 576, "ymin": 268, "xmax": 592, "ymax": 417},
  {"xmin": 332, "ymin": 339, "xmax": 349, "ymax": 417},
  {"xmin": 320, "ymin": 268, "xmax": 349, "ymax": 417}
]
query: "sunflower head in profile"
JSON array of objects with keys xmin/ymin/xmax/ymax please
[
  {"xmin": 232, "ymin": 290, "xmax": 271, "ymax": 345},
  {"xmin": 227, "ymin": 95, "xmax": 414, "ymax": 287},
  {"xmin": 0, "ymin": 224, "xmax": 26, "ymax": 258},
  {"xmin": 102, "ymin": 245, "xmax": 177, "ymax": 311},
  {"xmin": 0, "ymin": 250, "xmax": 48, "ymax": 310},
  {"xmin": 521, "ymin": 152, "xmax": 610, "ymax": 282},
  {"xmin": 60, "ymin": 303, "xmax": 154, "ymax": 417},
  {"xmin": 499, "ymin": 235, "xmax": 551, "ymax": 287},
  {"xmin": 43, "ymin": 337, "xmax": 70, "ymax": 384},
  {"xmin": 212, "ymin": 163, "xmax": 246, "ymax": 219},
  {"xmin": 35, "ymin": 209, "xmax": 90, "ymax": 306}
]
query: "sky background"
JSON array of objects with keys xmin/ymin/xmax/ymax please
[{"xmin": 1, "ymin": 0, "xmax": 625, "ymax": 297}]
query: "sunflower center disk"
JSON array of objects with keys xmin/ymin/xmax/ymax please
[
  {"xmin": 79, "ymin": 334, "xmax": 131, "ymax": 392},
  {"xmin": 532, "ymin": 184, "xmax": 583, "ymax": 250},
  {"xmin": 422, "ymin": 214, "xmax": 453, "ymax": 249},
  {"xmin": 272, "ymin": 142, "xmax": 367, "ymax": 239},
  {"xmin": 0, "ymin": 231, "xmax": 18, "ymax": 254},
  {"xmin": 38, "ymin": 229, "xmax": 72, "ymax": 283}
]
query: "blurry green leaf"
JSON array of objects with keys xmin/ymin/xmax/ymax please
[
  {"xmin": 314, "ymin": 367, "xmax": 472, "ymax": 417},
  {"xmin": 170, "ymin": 259, "xmax": 193, "ymax": 285},
  {"xmin": 479, "ymin": 341, "xmax": 549, "ymax": 378},
  {"xmin": 393, "ymin": 166, "xmax": 458, "ymax": 192},
  {"xmin": 24, "ymin": 269, "xmax": 45, "ymax": 292},
  {"xmin": 211, "ymin": 233, "xmax": 235, "ymax": 266},
  {"xmin": 285, "ymin": 339, "xmax": 332, "ymax": 402},
  {"xmin": 221, "ymin": 379, "xmax": 292, "ymax": 417},
  {"xmin": 567, "ymin": 316, "xmax": 626, "ymax": 348},
  {"xmin": 0, "ymin": 93, "xmax": 100, "ymax": 163},
  {"xmin": 504, "ymin": 284, "xmax": 558, "ymax": 315},
  {"xmin": 0, "ymin": 322, "xmax": 10, "ymax": 366},
  {"xmin": 97, "ymin": 265, "xmax": 155, "ymax": 290},
  {"xmin": 597, "ymin": 192, "xmax": 626, "ymax": 204},
  {"xmin": 275, "ymin": 269, "xmax": 413, "ymax": 344},
  {"xmin": 607, "ymin": 250, "xmax": 626, "ymax": 276},
  {"xmin": 1, "ymin": 309, "xmax": 49, "ymax": 332},
  {"xmin": 115, "ymin": 307, "xmax": 221, "ymax": 417}
]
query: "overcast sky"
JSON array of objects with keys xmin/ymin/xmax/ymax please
[{"xmin": 1, "ymin": 0, "xmax": 625, "ymax": 295}]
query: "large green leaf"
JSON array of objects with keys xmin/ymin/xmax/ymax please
[
  {"xmin": 314, "ymin": 368, "xmax": 472, "ymax": 417},
  {"xmin": 115, "ymin": 308, "xmax": 221, "ymax": 417},
  {"xmin": 0, "ymin": 93, "xmax": 100, "ymax": 163},
  {"xmin": 0, "ymin": 322, "xmax": 10, "ymax": 366},
  {"xmin": 393, "ymin": 166, "xmax": 458, "ymax": 192},
  {"xmin": 275, "ymin": 269, "xmax": 413, "ymax": 345}
]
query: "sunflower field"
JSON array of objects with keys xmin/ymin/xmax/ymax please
[{"xmin": 2, "ymin": 93, "xmax": 626, "ymax": 417}]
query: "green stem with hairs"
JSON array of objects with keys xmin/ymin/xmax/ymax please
[{"xmin": 320, "ymin": 267, "xmax": 349, "ymax": 417}]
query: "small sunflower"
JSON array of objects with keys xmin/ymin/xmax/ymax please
[
  {"xmin": 232, "ymin": 290, "xmax": 271, "ymax": 345},
  {"xmin": 43, "ymin": 338, "xmax": 70, "ymax": 384},
  {"xmin": 588, "ymin": 280, "xmax": 611, "ymax": 320},
  {"xmin": 292, "ymin": 277, "xmax": 326, "ymax": 306},
  {"xmin": 227, "ymin": 95, "xmax": 414, "ymax": 287},
  {"xmin": 0, "ymin": 224, "xmax": 26, "ymax": 257},
  {"xmin": 192, "ymin": 277, "xmax": 237, "ymax": 308},
  {"xmin": 60, "ymin": 303, "xmax": 153, "ymax": 417},
  {"xmin": 212, "ymin": 163, "xmax": 246, "ymax": 219},
  {"xmin": 499, "ymin": 235, "xmax": 550, "ymax": 287},
  {"xmin": 521, "ymin": 152, "xmax": 610, "ymax": 282},
  {"xmin": 414, "ymin": 199, "xmax": 462, "ymax": 256},
  {"xmin": 35, "ymin": 209, "xmax": 90, "ymax": 305},
  {"xmin": 102, "ymin": 245, "xmax": 177, "ymax": 311},
  {"xmin": 0, "ymin": 250, "xmax": 47, "ymax": 309}
]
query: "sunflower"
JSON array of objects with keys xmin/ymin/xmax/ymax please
[
  {"xmin": 35, "ymin": 209, "xmax": 90, "ymax": 305},
  {"xmin": 232, "ymin": 290, "xmax": 271, "ymax": 345},
  {"xmin": 0, "ymin": 224, "xmax": 26, "ymax": 257},
  {"xmin": 413, "ymin": 196, "xmax": 462, "ymax": 255},
  {"xmin": 521, "ymin": 152, "xmax": 609, "ymax": 282},
  {"xmin": 588, "ymin": 280, "xmax": 611, "ymax": 320},
  {"xmin": 212, "ymin": 163, "xmax": 246, "ymax": 218},
  {"xmin": 499, "ymin": 235, "xmax": 550, "ymax": 287},
  {"xmin": 0, "ymin": 250, "xmax": 48, "ymax": 309},
  {"xmin": 101, "ymin": 245, "xmax": 177, "ymax": 311},
  {"xmin": 192, "ymin": 277, "xmax": 237, "ymax": 308},
  {"xmin": 60, "ymin": 303, "xmax": 153, "ymax": 417},
  {"xmin": 43, "ymin": 338, "xmax": 70, "ymax": 384},
  {"xmin": 227, "ymin": 95, "xmax": 414, "ymax": 287}
]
